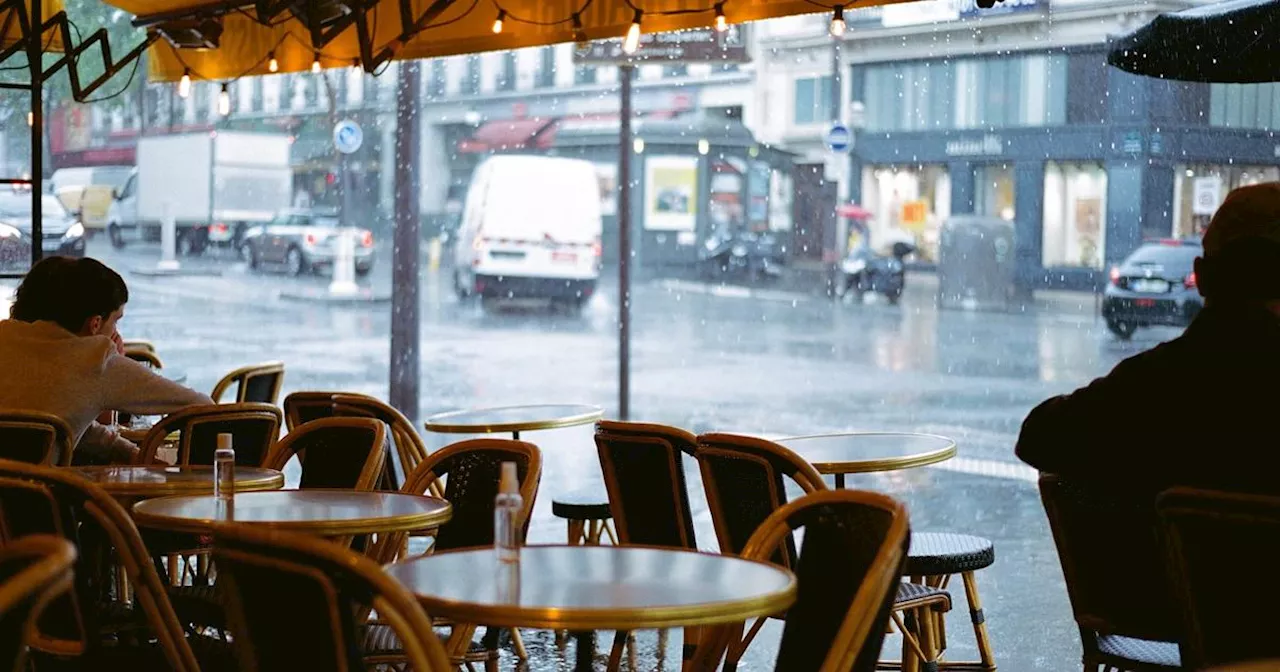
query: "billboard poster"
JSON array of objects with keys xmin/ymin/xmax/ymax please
[{"xmin": 645, "ymin": 155, "xmax": 698, "ymax": 231}]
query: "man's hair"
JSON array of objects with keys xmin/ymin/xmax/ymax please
[{"xmin": 10, "ymin": 257, "xmax": 128, "ymax": 333}]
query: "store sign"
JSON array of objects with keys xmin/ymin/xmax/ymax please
[
  {"xmin": 1192, "ymin": 177, "xmax": 1223, "ymax": 216},
  {"xmin": 574, "ymin": 26, "xmax": 750, "ymax": 64},
  {"xmin": 945, "ymin": 135, "xmax": 1003, "ymax": 157}
]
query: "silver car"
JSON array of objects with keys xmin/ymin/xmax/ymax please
[
  {"xmin": 0, "ymin": 191, "xmax": 86, "ymax": 269},
  {"xmin": 240, "ymin": 209, "xmax": 374, "ymax": 277}
]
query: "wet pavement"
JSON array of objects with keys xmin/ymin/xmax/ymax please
[{"xmin": 32, "ymin": 240, "xmax": 1191, "ymax": 670}]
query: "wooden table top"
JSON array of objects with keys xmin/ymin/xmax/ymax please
[
  {"xmin": 132, "ymin": 490, "xmax": 452, "ymax": 536},
  {"xmin": 384, "ymin": 545, "xmax": 796, "ymax": 631}
]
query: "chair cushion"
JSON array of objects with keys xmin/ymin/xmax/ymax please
[
  {"xmin": 551, "ymin": 494, "xmax": 612, "ymax": 520},
  {"xmin": 905, "ymin": 532, "xmax": 995, "ymax": 576},
  {"xmin": 1096, "ymin": 634, "xmax": 1181, "ymax": 667},
  {"xmin": 893, "ymin": 581, "xmax": 952, "ymax": 612}
]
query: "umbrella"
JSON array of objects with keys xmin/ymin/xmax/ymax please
[
  {"xmin": 836, "ymin": 203, "xmax": 874, "ymax": 220},
  {"xmin": 1107, "ymin": 0, "xmax": 1280, "ymax": 83}
]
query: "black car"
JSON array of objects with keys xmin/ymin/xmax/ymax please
[
  {"xmin": 1101, "ymin": 239, "xmax": 1203, "ymax": 340},
  {"xmin": 0, "ymin": 191, "xmax": 86, "ymax": 269}
]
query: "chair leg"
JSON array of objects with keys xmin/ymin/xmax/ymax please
[
  {"xmin": 511, "ymin": 628, "xmax": 528, "ymax": 661},
  {"xmin": 608, "ymin": 631, "xmax": 629, "ymax": 671},
  {"xmin": 961, "ymin": 571, "xmax": 996, "ymax": 670},
  {"xmin": 602, "ymin": 519, "xmax": 618, "ymax": 545},
  {"xmin": 682, "ymin": 626, "xmax": 702, "ymax": 672}
]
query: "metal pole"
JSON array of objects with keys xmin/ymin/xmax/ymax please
[
  {"xmin": 29, "ymin": 0, "xmax": 42, "ymax": 267},
  {"xmin": 617, "ymin": 64, "xmax": 634, "ymax": 421},
  {"xmin": 390, "ymin": 61, "xmax": 421, "ymax": 423}
]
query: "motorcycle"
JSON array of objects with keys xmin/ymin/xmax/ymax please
[
  {"xmin": 698, "ymin": 227, "xmax": 784, "ymax": 282},
  {"xmin": 841, "ymin": 241, "xmax": 916, "ymax": 305}
]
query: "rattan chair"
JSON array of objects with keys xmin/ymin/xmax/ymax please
[
  {"xmin": 211, "ymin": 523, "xmax": 452, "ymax": 672},
  {"xmin": 1039, "ymin": 474, "xmax": 1182, "ymax": 671},
  {"xmin": 696, "ymin": 433, "xmax": 952, "ymax": 672},
  {"xmin": 332, "ymin": 393, "xmax": 431, "ymax": 491},
  {"xmin": 282, "ymin": 390, "xmax": 340, "ymax": 430},
  {"xmin": 134, "ymin": 402, "xmax": 283, "ymax": 467},
  {"xmin": 210, "ymin": 362, "xmax": 285, "ymax": 405},
  {"xmin": 122, "ymin": 340, "xmax": 156, "ymax": 354},
  {"xmin": 0, "ymin": 410, "xmax": 75, "ymax": 466},
  {"xmin": 1158, "ymin": 487, "xmax": 1280, "ymax": 670},
  {"xmin": 0, "ymin": 459, "xmax": 202, "ymax": 671},
  {"xmin": 367, "ymin": 438, "xmax": 543, "ymax": 669},
  {"xmin": 692, "ymin": 489, "xmax": 910, "ymax": 672},
  {"xmin": 0, "ymin": 535, "xmax": 76, "ymax": 672},
  {"xmin": 263, "ymin": 417, "xmax": 387, "ymax": 491},
  {"xmin": 595, "ymin": 420, "xmax": 700, "ymax": 666},
  {"xmin": 125, "ymin": 349, "xmax": 164, "ymax": 369}
]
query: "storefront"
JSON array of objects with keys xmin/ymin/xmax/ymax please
[
  {"xmin": 1171, "ymin": 164, "xmax": 1280, "ymax": 239},
  {"xmin": 859, "ymin": 164, "xmax": 949, "ymax": 263}
]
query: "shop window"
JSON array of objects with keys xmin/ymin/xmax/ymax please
[
  {"xmin": 859, "ymin": 165, "xmax": 951, "ymax": 263},
  {"xmin": 1172, "ymin": 165, "xmax": 1280, "ymax": 238},
  {"xmin": 793, "ymin": 76, "xmax": 832, "ymax": 125},
  {"xmin": 1042, "ymin": 162, "xmax": 1107, "ymax": 270},
  {"xmin": 974, "ymin": 164, "xmax": 1015, "ymax": 221}
]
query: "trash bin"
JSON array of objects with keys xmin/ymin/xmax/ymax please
[{"xmin": 937, "ymin": 215, "xmax": 1017, "ymax": 311}]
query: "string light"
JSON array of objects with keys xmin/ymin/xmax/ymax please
[
  {"xmin": 697, "ymin": 138, "xmax": 710, "ymax": 155},
  {"xmin": 492, "ymin": 9, "xmax": 505, "ymax": 34},
  {"xmin": 623, "ymin": 10, "xmax": 642, "ymax": 55},
  {"xmin": 311, "ymin": 56, "xmax": 322, "ymax": 74},
  {"xmin": 633, "ymin": 138, "xmax": 645, "ymax": 154},
  {"xmin": 218, "ymin": 83, "xmax": 231, "ymax": 116},
  {"xmin": 178, "ymin": 69, "xmax": 191, "ymax": 98},
  {"xmin": 829, "ymin": 5, "xmax": 846, "ymax": 37},
  {"xmin": 572, "ymin": 12, "xmax": 587, "ymax": 47},
  {"xmin": 714, "ymin": 3, "xmax": 727, "ymax": 32},
  {"xmin": 268, "ymin": 52, "xmax": 279, "ymax": 73}
]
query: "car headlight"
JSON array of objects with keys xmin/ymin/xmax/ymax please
[
  {"xmin": 0, "ymin": 223, "xmax": 21, "ymax": 240},
  {"xmin": 63, "ymin": 222, "xmax": 84, "ymax": 240}
]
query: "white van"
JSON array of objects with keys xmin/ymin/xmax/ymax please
[{"xmin": 453, "ymin": 155, "xmax": 603, "ymax": 307}]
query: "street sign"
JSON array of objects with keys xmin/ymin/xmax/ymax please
[
  {"xmin": 333, "ymin": 119, "xmax": 363, "ymax": 155},
  {"xmin": 826, "ymin": 123, "xmax": 852, "ymax": 153},
  {"xmin": 1192, "ymin": 177, "xmax": 1222, "ymax": 215},
  {"xmin": 573, "ymin": 25, "xmax": 750, "ymax": 64}
]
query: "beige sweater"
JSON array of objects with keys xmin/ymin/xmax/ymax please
[{"xmin": 0, "ymin": 319, "xmax": 213, "ymax": 462}]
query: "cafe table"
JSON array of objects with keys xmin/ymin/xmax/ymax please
[
  {"xmin": 69, "ymin": 465, "xmax": 284, "ymax": 499},
  {"xmin": 385, "ymin": 545, "xmax": 797, "ymax": 672},
  {"xmin": 131, "ymin": 490, "xmax": 452, "ymax": 537},
  {"xmin": 777, "ymin": 432, "xmax": 957, "ymax": 488},
  {"xmin": 423, "ymin": 403, "xmax": 604, "ymax": 440}
]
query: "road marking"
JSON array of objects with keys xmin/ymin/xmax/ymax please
[{"xmin": 656, "ymin": 279, "xmax": 810, "ymax": 304}]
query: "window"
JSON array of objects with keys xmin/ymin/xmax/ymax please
[
  {"xmin": 536, "ymin": 47, "xmax": 555, "ymax": 88},
  {"xmin": 793, "ymin": 76, "xmax": 833, "ymax": 125},
  {"xmin": 1209, "ymin": 82, "xmax": 1280, "ymax": 129},
  {"xmin": 974, "ymin": 164, "xmax": 1015, "ymax": 221},
  {"xmin": 428, "ymin": 60, "xmax": 447, "ymax": 98},
  {"xmin": 860, "ymin": 165, "xmax": 951, "ymax": 263},
  {"xmin": 1042, "ymin": 162, "xmax": 1108, "ymax": 269},
  {"xmin": 496, "ymin": 52, "xmax": 516, "ymax": 92},
  {"xmin": 462, "ymin": 55, "xmax": 480, "ymax": 95},
  {"xmin": 574, "ymin": 65, "xmax": 597, "ymax": 85},
  {"xmin": 663, "ymin": 64, "xmax": 688, "ymax": 78}
]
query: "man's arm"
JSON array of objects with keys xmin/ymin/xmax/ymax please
[
  {"xmin": 76, "ymin": 421, "xmax": 140, "ymax": 465},
  {"xmin": 101, "ymin": 354, "xmax": 214, "ymax": 415}
]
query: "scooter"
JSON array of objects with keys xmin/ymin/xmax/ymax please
[
  {"xmin": 842, "ymin": 241, "xmax": 916, "ymax": 305},
  {"xmin": 698, "ymin": 227, "xmax": 784, "ymax": 282}
]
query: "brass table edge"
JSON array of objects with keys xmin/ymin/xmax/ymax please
[
  {"xmin": 780, "ymin": 433, "xmax": 958, "ymax": 475},
  {"xmin": 68, "ymin": 469, "xmax": 285, "ymax": 496},
  {"xmin": 131, "ymin": 492, "xmax": 453, "ymax": 536},
  {"xmin": 423, "ymin": 406, "xmax": 605, "ymax": 434}
]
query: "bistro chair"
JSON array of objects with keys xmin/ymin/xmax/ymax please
[
  {"xmin": 0, "ymin": 410, "xmax": 74, "ymax": 466},
  {"xmin": 0, "ymin": 459, "xmax": 202, "ymax": 671},
  {"xmin": 125, "ymin": 348, "xmax": 164, "ymax": 369},
  {"xmin": 210, "ymin": 361, "xmax": 285, "ymax": 405},
  {"xmin": 368, "ymin": 438, "xmax": 542, "ymax": 669},
  {"xmin": 0, "ymin": 535, "xmax": 77, "ymax": 672},
  {"xmin": 134, "ymin": 402, "xmax": 283, "ymax": 467},
  {"xmin": 692, "ymin": 489, "xmax": 911, "ymax": 672},
  {"xmin": 332, "ymin": 393, "xmax": 431, "ymax": 491},
  {"xmin": 263, "ymin": 417, "xmax": 387, "ymax": 491},
  {"xmin": 211, "ymin": 524, "xmax": 452, "ymax": 672},
  {"xmin": 595, "ymin": 420, "xmax": 700, "ymax": 666},
  {"xmin": 1157, "ymin": 487, "xmax": 1280, "ymax": 669},
  {"xmin": 1038, "ymin": 474, "xmax": 1182, "ymax": 671},
  {"xmin": 282, "ymin": 390, "xmax": 341, "ymax": 430},
  {"xmin": 696, "ymin": 433, "xmax": 952, "ymax": 672},
  {"xmin": 122, "ymin": 340, "xmax": 156, "ymax": 354}
]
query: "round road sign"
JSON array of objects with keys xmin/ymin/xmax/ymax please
[
  {"xmin": 333, "ymin": 119, "xmax": 363, "ymax": 154},
  {"xmin": 826, "ymin": 123, "xmax": 852, "ymax": 153}
]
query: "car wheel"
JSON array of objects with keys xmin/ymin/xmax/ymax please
[
  {"xmin": 1107, "ymin": 319, "xmax": 1137, "ymax": 340},
  {"xmin": 355, "ymin": 265, "xmax": 372, "ymax": 278},
  {"xmin": 108, "ymin": 223, "xmax": 125, "ymax": 249},
  {"xmin": 453, "ymin": 270, "xmax": 473, "ymax": 300},
  {"xmin": 286, "ymin": 246, "xmax": 307, "ymax": 276},
  {"xmin": 885, "ymin": 289, "xmax": 902, "ymax": 306},
  {"xmin": 245, "ymin": 242, "xmax": 260, "ymax": 270}
]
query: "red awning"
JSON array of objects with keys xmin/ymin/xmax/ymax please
[
  {"xmin": 457, "ymin": 118, "xmax": 554, "ymax": 153},
  {"xmin": 534, "ymin": 110, "xmax": 677, "ymax": 149}
]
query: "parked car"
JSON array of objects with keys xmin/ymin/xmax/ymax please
[
  {"xmin": 1101, "ymin": 238, "xmax": 1203, "ymax": 340},
  {"xmin": 240, "ymin": 209, "xmax": 374, "ymax": 277},
  {"xmin": 0, "ymin": 190, "xmax": 85, "ymax": 269}
]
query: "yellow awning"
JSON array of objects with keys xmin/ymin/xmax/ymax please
[
  {"xmin": 1, "ymin": 0, "xmax": 66, "ymax": 52},
  {"xmin": 101, "ymin": 0, "xmax": 883, "ymax": 82}
]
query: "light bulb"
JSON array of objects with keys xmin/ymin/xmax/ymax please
[
  {"xmin": 698, "ymin": 138, "xmax": 710, "ymax": 155},
  {"xmin": 492, "ymin": 9, "xmax": 505, "ymax": 34},
  {"xmin": 714, "ymin": 3, "xmax": 727, "ymax": 32},
  {"xmin": 623, "ymin": 10, "xmax": 642, "ymax": 55},
  {"xmin": 178, "ymin": 70, "xmax": 191, "ymax": 98},
  {"xmin": 218, "ymin": 83, "xmax": 231, "ymax": 116},
  {"xmin": 830, "ymin": 6, "xmax": 846, "ymax": 37},
  {"xmin": 311, "ymin": 56, "xmax": 322, "ymax": 74},
  {"xmin": 572, "ymin": 13, "xmax": 587, "ymax": 48},
  {"xmin": 268, "ymin": 52, "xmax": 279, "ymax": 73},
  {"xmin": 633, "ymin": 138, "xmax": 645, "ymax": 154}
]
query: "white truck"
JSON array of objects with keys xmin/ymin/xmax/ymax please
[{"xmin": 106, "ymin": 131, "xmax": 292, "ymax": 255}]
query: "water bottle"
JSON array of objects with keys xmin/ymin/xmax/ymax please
[
  {"xmin": 214, "ymin": 433, "xmax": 235, "ymax": 519},
  {"xmin": 494, "ymin": 461, "xmax": 522, "ymax": 564}
]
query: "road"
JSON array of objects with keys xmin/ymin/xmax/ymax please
[{"xmin": 23, "ymin": 239, "xmax": 1189, "ymax": 670}]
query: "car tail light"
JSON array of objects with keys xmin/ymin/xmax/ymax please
[
  {"xmin": 592, "ymin": 238, "xmax": 602, "ymax": 258},
  {"xmin": 360, "ymin": 230, "xmax": 373, "ymax": 247},
  {"xmin": 1185, "ymin": 271, "xmax": 1197, "ymax": 289},
  {"xmin": 211, "ymin": 222, "xmax": 228, "ymax": 234},
  {"xmin": 305, "ymin": 233, "xmax": 317, "ymax": 246},
  {"xmin": 1109, "ymin": 266, "xmax": 1121, "ymax": 286}
]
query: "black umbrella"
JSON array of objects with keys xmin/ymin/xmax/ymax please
[{"xmin": 1107, "ymin": 0, "xmax": 1280, "ymax": 83}]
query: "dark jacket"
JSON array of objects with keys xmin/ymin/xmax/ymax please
[{"xmin": 1016, "ymin": 305, "xmax": 1280, "ymax": 494}]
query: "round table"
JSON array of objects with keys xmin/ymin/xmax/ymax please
[
  {"xmin": 423, "ymin": 404, "xmax": 604, "ymax": 439},
  {"xmin": 777, "ymin": 432, "xmax": 957, "ymax": 488},
  {"xmin": 69, "ymin": 465, "xmax": 284, "ymax": 498},
  {"xmin": 385, "ymin": 545, "xmax": 796, "ymax": 671},
  {"xmin": 132, "ymin": 490, "xmax": 453, "ymax": 536}
]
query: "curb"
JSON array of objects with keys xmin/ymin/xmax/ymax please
[
  {"xmin": 130, "ymin": 266, "xmax": 223, "ymax": 278},
  {"xmin": 278, "ymin": 288, "xmax": 392, "ymax": 304}
]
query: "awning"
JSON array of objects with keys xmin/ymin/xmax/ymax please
[
  {"xmin": 457, "ymin": 117, "xmax": 555, "ymax": 153},
  {"xmin": 2, "ymin": 0, "xmax": 65, "ymax": 51},
  {"xmin": 98, "ymin": 0, "xmax": 915, "ymax": 82}
]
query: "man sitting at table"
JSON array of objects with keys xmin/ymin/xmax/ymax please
[
  {"xmin": 0, "ymin": 256, "xmax": 212, "ymax": 465},
  {"xmin": 1017, "ymin": 182, "xmax": 1280, "ymax": 494}
]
